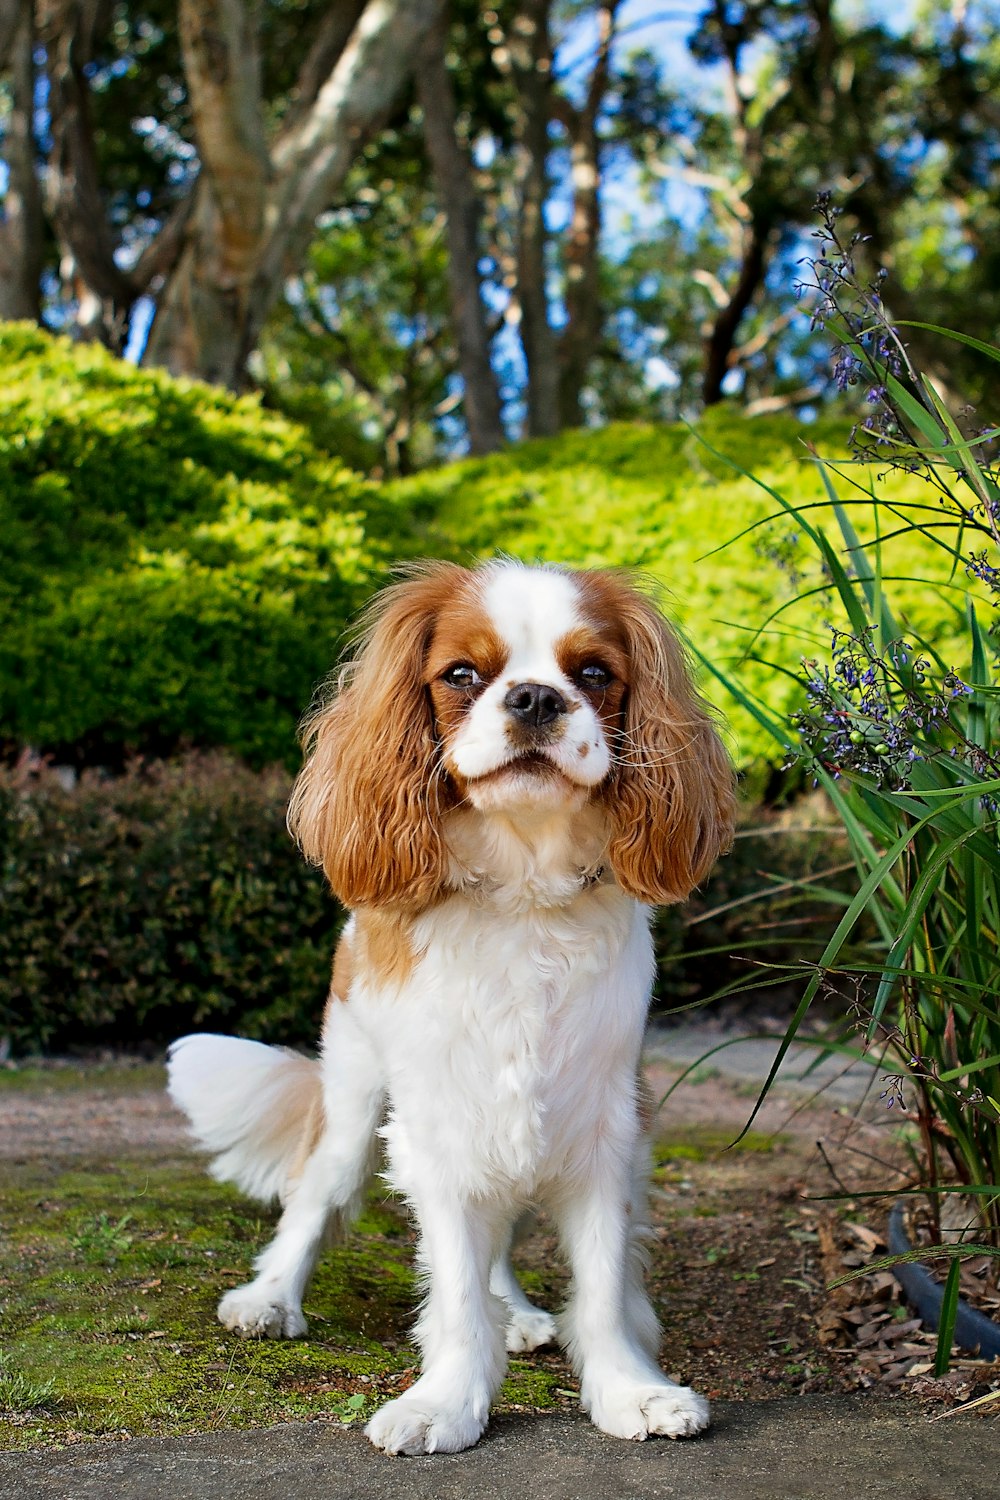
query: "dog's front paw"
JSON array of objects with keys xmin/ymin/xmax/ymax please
[
  {"xmin": 505, "ymin": 1305, "xmax": 557, "ymax": 1353},
  {"xmin": 589, "ymin": 1381, "xmax": 710, "ymax": 1441},
  {"xmin": 217, "ymin": 1283, "xmax": 308, "ymax": 1339},
  {"xmin": 366, "ymin": 1394, "xmax": 487, "ymax": 1456}
]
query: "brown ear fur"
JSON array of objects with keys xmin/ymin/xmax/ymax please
[
  {"xmin": 287, "ymin": 563, "xmax": 469, "ymax": 909},
  {"xmin": 597, "ymin": 577, "xmax": 736, "ymax": 905}
]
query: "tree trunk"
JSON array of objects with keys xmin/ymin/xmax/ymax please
[
  {"xmin": 556, "ymin": 1, "xmax": 619, "ymax": 429},
  {"xmin": 144, "ymin": 0, "xmax": 446, "ymax": 389},
  {"xmin": 416, "ymin": 13, "xmax": 505, "ymax": 455},
  {"xmin": 0, "ymin": 0, "xmax": 43, "ymax": 322},
  {"xmin": 702, "ymin": 217, "xmax": 770, "ymax": 406},
  {"xmin": 143, "ymin": 0, "xmax": 269, "ymax": 383},
  {"xmin": 509, "ymin": 0, "xmax": 560, "ymax": 438},
  {"xmin": 39, "ymin": 0, "xmax": 136, "ymax": 343}
]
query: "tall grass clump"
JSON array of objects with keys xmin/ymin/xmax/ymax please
[{"xmin": 700, "ymin": 196, "xmax": 1000, "ymax": 1351}]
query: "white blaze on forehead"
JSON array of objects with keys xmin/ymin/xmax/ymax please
[{"xmin": 479, "ymin": 562, "xmax": 582, "ymax": 675}]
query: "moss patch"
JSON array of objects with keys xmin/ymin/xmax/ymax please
[
  {"xmin": 0, "ymin": 1157, "xmax": 418, "ymax": 1449},
  {"xmin": 653, "ymin": 1128, "xmax": 782, "ymax": 1168},
  {"xmin": 0, "ymin": 1151, "xmax": 569, "ymax": 1451}
]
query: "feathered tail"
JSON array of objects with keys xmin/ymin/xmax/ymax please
[{"xmin": 166, "ymin": 1033, "xmax": 321, "ymax": 1205}]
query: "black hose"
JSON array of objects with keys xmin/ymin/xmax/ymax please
[{"xmin": 887, "ymin": 1200, "xmax": 1000, "ymax": 1359}]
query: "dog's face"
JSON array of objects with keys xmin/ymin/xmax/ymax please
[
  {"xmin": 288, "ymin": 560, "xmax": 735, "ymax": 909},
  {"xmin": 426, "ymin": 565, "xmax": 627, "ymax": 813}
]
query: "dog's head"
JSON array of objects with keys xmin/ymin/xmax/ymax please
[{"xmin": 288, "ymin": 559, "xmax": 734, "ymax": 909}]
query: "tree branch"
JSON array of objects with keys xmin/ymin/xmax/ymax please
[
  {"xmin": 744, "ymin": 382, "xmax": 825, "ymax": 417},
  {"xmin": 702, "ymin": 216, "xmax": 772, "ymax": 405},
  {"xmin": 257, "ymin": 0, "xmax": 446, "ymax": 301},
  {"xmin": 272, "ymin": 0, "xmax": 367, "ymax": 164}
]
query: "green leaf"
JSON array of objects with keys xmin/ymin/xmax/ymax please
[{"xmin": 934, "ymin": 1258, "xmax": 962, "ymax": 1377}]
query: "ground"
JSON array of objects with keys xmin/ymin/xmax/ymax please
[{"xmin": 1, "ymin": 1030, "xmax": 996, "ymax": 1451}]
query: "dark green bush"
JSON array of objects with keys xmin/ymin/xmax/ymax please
[
  {"xmin": 0, "ymin": 324, "xmax": 408, "ymax": 768},
  {"xmin": 653, "ymin": 796, "xmax": 856, "ymax": 1015},
  {"xmin": 0, "ymin": 756, "xmax": 852, "ymax": 1054},
  {"xmin": 0, "ymin": 756, "xmax": 342, "ymax": 1054}
]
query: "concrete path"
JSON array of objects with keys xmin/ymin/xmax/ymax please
[
  {"xmin": 3, "ymin": 1398, "xmax": 993, "ymax": 1500},
  {"xmin": 646, "ymin": 1023, "xmax": 883, "ymax": 1109}
]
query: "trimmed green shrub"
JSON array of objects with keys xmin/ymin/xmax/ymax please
[
  {"xmin": 386, "ymin": 410, "xmax": 960, "ymax": 767},
  {"xmin": 0, "ymin": 756, "xmax": 341, "ymax": 1053},
  {"xmin": 0, "ymin": 757, "xmax": 852, "ymax": 1054},
  {"xmin": 3, "ymin": 325, "xmax": 958, "ymax": 772},
  {"xmin": 0, "ymin": 324, "xmax": 405, "ymax": 767}
]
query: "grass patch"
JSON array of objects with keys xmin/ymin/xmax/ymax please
[
  {"xmin": 653, "ymin": 1127, "xmax": 781, "ymax": 1167},
  {"xmin": 0, "ymin": 1154, "xmax": 564, "ymax": 1449},
  {"xmin": 0, "ymin": 1061, "xmax": 168, "ymax": 1095}
]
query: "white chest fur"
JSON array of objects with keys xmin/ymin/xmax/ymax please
[{"xmin": 358, "ymin": 882, "xmax": 653, "ymax": 1203}]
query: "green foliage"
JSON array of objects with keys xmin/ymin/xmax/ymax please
[
  {"xmin": 0, "ymin": 755, "xmax": 342, "ymax": 1054},
  {"xmin": 259, "ymin": 150, "xmax": 457, "ymax": 477},
  {"xmin": 697, "ymin": 233, "xmax": 1000, "ymax": 1363},
  {"xmin": 653, "ymin": 797, "xmax": 857, "ymax": 1014},
  {"xmin": 0, "ymin": 324, "xmax": 400, "ymax": 767},
  {"xmin": 386, "ymin": 405, "xmax": 954, "ymax": 767},
  {"xmin": 0, "ymin": 1358, "xmax": 56, "ymax": 1416},
  {"xmin": 69, "ymin": 1213, "xmax": 134, "ymax": 1266}
]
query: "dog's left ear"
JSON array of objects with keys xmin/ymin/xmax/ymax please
[{"xmin": 602, "ymin": 584, "xmax": 735, "ymax": 905}]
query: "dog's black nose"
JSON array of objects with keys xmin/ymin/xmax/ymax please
[{"xmin": 504, "ymin": 682, "xmax": 568, "ymax": 729}]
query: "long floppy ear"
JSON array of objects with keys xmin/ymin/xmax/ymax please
[
  {"xmin": 601, "ymin": 578, "xmax": 736, "ymax": 905},
  {"xmin": 287, "ymin": 563, "xmax": 469, "ymax": 909}
]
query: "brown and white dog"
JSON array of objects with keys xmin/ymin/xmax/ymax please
[{"xmin": 167, "ymin": 558, "xmax": 734, "ymax": 1455}]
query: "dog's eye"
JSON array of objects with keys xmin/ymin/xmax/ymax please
[
  {"xmin": 578, "ymin": 663, "xmax": 613, "ymax": 691},
  {"xmin": 442, "ymin": 662, "xmax": 482, "ymax": 690}
]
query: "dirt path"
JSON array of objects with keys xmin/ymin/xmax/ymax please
[
  {"xmin": 1, "ymin": 1022, "xmax": 880, "ymax": 1161},
  {"xmin": 3, "ymin": 1027, "xmax": 993, "ymax": 1448}
]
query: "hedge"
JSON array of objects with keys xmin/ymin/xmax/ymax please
[
  {"xmin": 0, "ymin": 324, "xmax": 403, "ymax": 768},
  {"xmin": 0, "ymin": 757, "xmax": 850, "ymax": 1055},
  {"xmin": 4, "ymin": 324, "xmax": 970, "ymax": 771},
  {"xmin": 0, "ymin": 756, "xmax": 341, "ymax": 1054}
]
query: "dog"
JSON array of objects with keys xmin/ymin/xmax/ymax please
[{"xmin": 167, "ymin": 558, "xmax": 735, "ymax": 1455}]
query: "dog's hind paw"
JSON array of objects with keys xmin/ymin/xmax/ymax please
[
  {"xmin": 504, "ymin": 1305, "xmax": 557, "ymax": 1353},
  {"xmin": 217, "ymin": 1283, "xmax": 308, "ymax": 1339}
]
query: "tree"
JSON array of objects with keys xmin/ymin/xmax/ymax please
[
  {"xmin": 0, "ymin": 0, "xmax": 43, "ymax": 321},
  {"xmin": 7, "ymin": 0, "xmax": 446, "ymax": 388},
  {"xmin": 415, "ymin": 9, "xmax": 505, "ymax": 454},
  {"xmin": 257, "ymin": 151, "xmax": 462, "ymax": 477},
  {"xmin": 4, "ymin": 1, "xmax": 998, "ymax": 455}
]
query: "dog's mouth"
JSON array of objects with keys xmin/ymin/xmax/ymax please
[{"xmin": 474, "ymin": 750, "xmax": 567, "ymax": 782}]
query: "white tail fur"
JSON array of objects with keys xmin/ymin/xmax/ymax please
[{"xmin": 166, "ymin": 1034, "xmax": 321, "ymax": 1204}]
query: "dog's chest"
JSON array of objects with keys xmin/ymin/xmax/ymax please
[{"xmin": 376, "ymin": 892, "xmax": 650, "ymax": 1196}]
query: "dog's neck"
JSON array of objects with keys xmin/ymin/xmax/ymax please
[{"xmin": 443, "ymin": 800, "xmax": 612, "ymax": 912}]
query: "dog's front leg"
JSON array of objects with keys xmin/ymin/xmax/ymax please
[
  {"xmin": 366, "ymin": 1188, "xmax": 508, "ymax": 1456},
  {"xmin": 557, "ymin": 1158, "xmax": 710, "ymax": 1442}
]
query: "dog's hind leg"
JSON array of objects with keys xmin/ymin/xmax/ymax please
[
  {"xmin": 489, "ymin": 1212, "xmax": 557, "ymax": 1352},
  {"xmin": 218, "ymin": 1006, "xmax": 384, "ymax": 1340}
]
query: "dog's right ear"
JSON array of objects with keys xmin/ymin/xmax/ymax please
[{"xmin": 287, "ymin": 563, "xmax": 469, "ymax": 910}]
